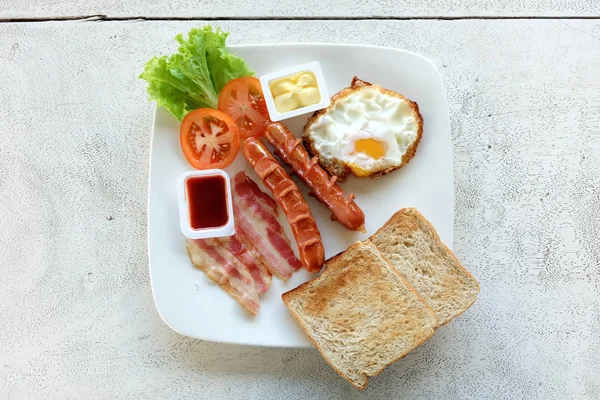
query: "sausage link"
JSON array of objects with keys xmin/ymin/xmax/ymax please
[
  {"xmin": 264, "ymin": 122, "xmax": 366, "ymax": 232},
  {"xmin": 243, "ymin": 137, "xmax": 325, "ymax": 273}
]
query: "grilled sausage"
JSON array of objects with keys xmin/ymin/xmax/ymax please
[
  {"xmin": 264, "ymin": 122, "xmax": 365, "ymax": 232},
  {"xmin": 242, "ymin": 137, "xmax": 325, "ymax": 273}
]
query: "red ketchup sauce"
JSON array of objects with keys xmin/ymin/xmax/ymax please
[{"xmin": 186, "ymin": 175, "xmax": 229, "ymax": 230}]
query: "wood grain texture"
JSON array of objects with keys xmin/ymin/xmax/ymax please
[
  {"xmin": 0, "ymin": 19, "xmax": 599, "ymax": 399},
  {"xmin": 0, "ymin": 0, "xmax": 600, "ymax": 18}
]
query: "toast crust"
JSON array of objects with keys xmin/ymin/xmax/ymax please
[{"xmin": 303, "ymin": 77, "xmax": 424, "ymax": 181}]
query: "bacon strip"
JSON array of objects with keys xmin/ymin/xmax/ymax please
[
  {"xmin": 216, "ymin": 235, "xmax": 272, "ymax": 293},
  {"xmin": 232, "ymin": 172, "xmax": 302, "ymax": 281},
  {"xmin": 186, "ymin": 239, "xmax": 260, "ymax": 315},
  {"xmin": 233, "ymin": 170, "xmax": 278, "ymax": 214}
]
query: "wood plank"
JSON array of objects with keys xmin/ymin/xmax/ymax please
[
  {"xmin": 0, "ymin": 0, "xmax": 599, "ymax": 19},
  {"xmin": 0, "ymin": 20, "xmax": 599, "ymax": 399}
]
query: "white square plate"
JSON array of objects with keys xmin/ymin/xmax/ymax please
[{"xmin": 148, "ymin": 43, "xmax": 453, "ymax": 348}]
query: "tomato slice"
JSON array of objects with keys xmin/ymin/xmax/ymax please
[
  {"xmin": 218, "ymin": 77, "xmax": 270, "ymax": 138},
  {"xmin": 180, "ymin": 109, "xmax": 240, "ymax": 170}
]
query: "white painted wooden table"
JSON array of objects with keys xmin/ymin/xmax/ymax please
[{"xmin": 1, "ymin": 2, "xmax": 599, "ymax": 399}]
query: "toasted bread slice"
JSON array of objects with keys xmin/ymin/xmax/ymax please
[
  {"xmin": 303, "ymin": 77, "xmax": 423, "ymax": 181},
  {"xmin": 368, "ymin": 208, "xmax": 480, "ymax": 325},
  {"xmin": 282, "ymin": 241, "xmax": 437, "ymax": 390}
]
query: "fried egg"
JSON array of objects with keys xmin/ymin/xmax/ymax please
[{"xmin": 303, "ymin": 77, "xmax": 423, "ymax": 180}]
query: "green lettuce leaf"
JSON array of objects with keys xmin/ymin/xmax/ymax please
[{"xmin": 139, "ymin": 26, "xmax": 253, "ymax": 121}]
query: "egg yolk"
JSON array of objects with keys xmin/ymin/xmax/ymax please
[{"xmin": 354, "ymin": 138, "xmax": 386, "ymax": 160}]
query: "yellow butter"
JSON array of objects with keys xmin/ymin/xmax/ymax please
[{"xmin": 269, "ymin": 71, "xmax": 321, "ymax": 113}]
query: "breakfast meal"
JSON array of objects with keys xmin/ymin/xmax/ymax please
[
  {"xmin": 264, "ymin": 121, "xmax": 365, "ymax": 232},
  {"xmin": 282, "ymin": 208, "xmax": 479, "ymax": 389},
  {"xmin": 142, "ymin": 25, "xmax": 479, "ymax": 391},
  {"xmin": 304, "ymin": 77, "xmax": 424, "ymax": 180},
  {"xmin": 243, "ymin": 138, "xmax": 325, "ymax": 273}
]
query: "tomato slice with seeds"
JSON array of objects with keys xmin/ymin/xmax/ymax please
[
  {"xmin": 218, "ymin": 77, "xmax": 270, "ymax": 139},
  {"xmin": 180, "ymin": 108, "xmax": 240, "ymax": 170}
]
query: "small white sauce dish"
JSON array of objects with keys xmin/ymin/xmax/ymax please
[
  {"xmin": 177, "ymin": 169, "xmax": 235, "ymax": 240},
  {"xmin": 259, "ymin": 61, "xmax": 330, "ymax": 122}
]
